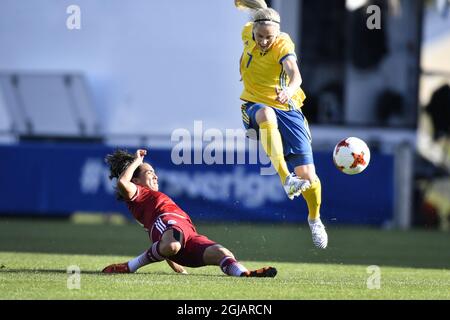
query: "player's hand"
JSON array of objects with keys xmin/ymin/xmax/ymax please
[
  {"xmin": 275, "ymin": 87, "xmax": 292, "ymax": 104},
  {"xmin": 135, "ymin": 149, "xmax": 147, "ymax": 164},
  {"xmin": 166, "ymin": 260, "xmax": 188, "ymax": 275}
]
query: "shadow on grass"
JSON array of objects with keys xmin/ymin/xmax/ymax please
[
  {"xmin": 0, "ymin": 219, "xmax": 449, "ymax": 269},
  {"xmin": 0, "ymin": 268, "xmax": 103, "ymax": 275},
  {"xmin": 0, "ymin": 268, "xmax": 227, "ymax": 278}
]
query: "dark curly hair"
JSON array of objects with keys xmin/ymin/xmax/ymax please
[{"xmin": 104, "ymin": 149, "xmax": 143, "ymax": 200}]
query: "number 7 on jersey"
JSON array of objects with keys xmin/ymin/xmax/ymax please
[{"xmin": 246, "ymin": 52, "xmax": 253, "ymax": 68}]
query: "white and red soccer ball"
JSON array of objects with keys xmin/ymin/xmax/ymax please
[{"xmin": 333, "ymin": 137, "xmax": 370, "ymax": 175}]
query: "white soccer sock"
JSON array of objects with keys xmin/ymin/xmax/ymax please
[
  {"xmin": 220, "ymin": 257, "xmax": 248, "ymax": 277},
  {"xmin": 127, "ymin": 251, "xmax": 151, "ymax": 273},
  {"xmin": 227, "ymin": 263, "xmax": 248, "ymax": 277},
  {"xmin": 308, "ymin": 218, "xmax": 321, "ymax": 224}
]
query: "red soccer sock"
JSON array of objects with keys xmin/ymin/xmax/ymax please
[{"xmin": 146, "ymin": 241, "xmax": 166, "ymax": 262}]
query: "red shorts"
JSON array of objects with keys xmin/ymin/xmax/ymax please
[{"xmin": 149, "ymin": 213, "xmax": 217, "ymax": 267}]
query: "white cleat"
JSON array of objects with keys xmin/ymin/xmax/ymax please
[
  {"xmin": 308, "ymin": 219, "xmax": 328, "ymax": 249},
  {"xmin": 283, "ymin": 173, "xmax": 311, "ymax": 200}
]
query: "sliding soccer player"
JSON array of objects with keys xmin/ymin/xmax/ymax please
[{"xmin": 102, "ymin": 149, "xmax": 277, "ymax": 278}]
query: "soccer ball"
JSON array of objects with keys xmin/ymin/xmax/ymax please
[{"xmin": 333, "ymin": 137, "xmax": 370, "ymax": 175}]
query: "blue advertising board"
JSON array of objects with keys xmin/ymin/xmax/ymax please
[{"xmin": 0, "ymin": 142, "xmax": 394, "ymax": 225}]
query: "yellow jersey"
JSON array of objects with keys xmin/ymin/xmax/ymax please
[{"xmin": 239, "ymin": 22, "xmax": 306, "ymax": 111}]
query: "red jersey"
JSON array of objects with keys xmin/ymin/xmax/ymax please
[{"xmin": 126, "ymin": 185, "xmax": 190, "ymax": 231}]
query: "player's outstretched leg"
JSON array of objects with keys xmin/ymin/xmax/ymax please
[
  {"xmin": 102, "ymin": 241, "xmax": 166, "ymax": 274},
  {"xmin": 103, "ymin": 229, "xmax": 183, "ymax": 273},
  {"xmin": 203, "ymin": 244, "xmax": 277, "ymax": 278},
  {"xmin": 102, "ymin": 262, "xmax": 130, "ymax": 273},
  {"xmin": 241, "ymin": 266, "xmax": 278, "ymax": 278}
]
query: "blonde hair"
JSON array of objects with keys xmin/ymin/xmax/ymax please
[{"xmin": 234, "ymin": 0, "xmax": 281, "ymax": 25}]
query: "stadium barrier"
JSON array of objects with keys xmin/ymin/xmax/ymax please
[{"xmin": 0, "ymin": 142, "xmax": 394, "ymax": 225}]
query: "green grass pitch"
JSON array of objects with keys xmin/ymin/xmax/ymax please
[{"xmin": 0, "ymin": 219, "xmax": 449, "ymax": 299}]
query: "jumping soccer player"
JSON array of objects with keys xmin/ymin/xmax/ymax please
[
  {"xmin": 102, "ymin": 149, "xmax": 277, "ymax": 278},
  {"xmin": 235, "ymin": 0, "xmax": 328, "ymax": 248}
]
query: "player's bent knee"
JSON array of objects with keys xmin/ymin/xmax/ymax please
[
  {"xmin": 295, "ymin": 164, "xmax": 318, "ymax": 182},
  {"xmin": 159, "ymin": 241, "xmax": 182, "ymax": 257},
  {"xmin": 256, "ymin": 107, "xmax": 277, "ymax": 124}
]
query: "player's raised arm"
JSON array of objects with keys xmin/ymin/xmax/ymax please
[{"xmin": 116, "ymin": 149, "xmax": 146, "ymax": 200}]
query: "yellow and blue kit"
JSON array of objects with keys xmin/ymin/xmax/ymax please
[{"xmin": 239, "ymin": 22, "xmax": 313, "ymax": 167}]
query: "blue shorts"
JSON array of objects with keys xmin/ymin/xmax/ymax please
[{"xmin": 241, "ymin": 101, "xmax": 314, "ymax": 168}]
